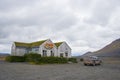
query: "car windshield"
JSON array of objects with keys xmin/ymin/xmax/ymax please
[{"xmin": 90, "ymin": 56, "xmax": 99, "ymax": 60}]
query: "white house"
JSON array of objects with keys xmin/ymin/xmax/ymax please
[
  {"xmin": 11, "ymin": 39, "xmax": 71, "ymax": 58},
  {"xmin": 54, "ymin": 42, "xmax": 71, "ymax": 58}
]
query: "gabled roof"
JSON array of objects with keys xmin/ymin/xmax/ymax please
[
  {"xmin": 30, "ymin": 40, "xmax": 47, "ymax": 47},
  {"xmin": 54, "ymin": 42, "xmax": 63, "ymax": 47},
  {"xmin": 14, "ymin": 42, "xmax": 30, "ymax": 47},
  {"xmin": 14, "ymin": 40, "xmax": 47, "ymax": 47}
]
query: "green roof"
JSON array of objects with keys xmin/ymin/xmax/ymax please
[
  {"xmin": 30, "ymin": 40, "xmax": 47, "ymax": 47},
  {"xmin": 15, "ymin": 42, "xmax": 30, "ymax": 47},
  {"xmin": 54, "ymin": 42, "xmax": 63, "ymax": 47},
  {"xmin": 15, "ymin": 40, "xmax": 47, "ymax": 47}
]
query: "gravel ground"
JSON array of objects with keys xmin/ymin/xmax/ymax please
[{"xmin": 0, "ymin": 60, "xmax": 120, "ymax": 80}]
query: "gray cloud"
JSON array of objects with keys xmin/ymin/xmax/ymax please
[
  {"xmin": 0, "ymin": 0, "xmax": 120, "ymax": 55},
  {"xmin": 85, "ymin": 0, "xmax": 120, "ymax": 26}
]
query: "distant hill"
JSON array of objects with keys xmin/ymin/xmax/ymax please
[
  {"xmin": 0, "ymin": 53, "xmax": 10, "ymax": 57},
  {"xmin": 82, "ymin": 38, "xmax": 120, "ymax": 57},
  {"xmin": 82, "ymin": 51, "xmax": 93, "ymax": 57}
]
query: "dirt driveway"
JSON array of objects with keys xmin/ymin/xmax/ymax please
[{"xmin": 0, "ymin": 61, "xmax": 120, "ymax": 80}]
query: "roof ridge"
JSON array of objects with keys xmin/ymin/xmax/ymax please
[
  {"xmin": 54, "ymin": 42, "xmax": 64, "ymax": 47},
  {"xmin": 14, "ymin": 41, "xmax": 29, "ymax": 44},
  {"xmin": 30, "ymin": 39, "xmax": 47, "ymax": 44},
  {"xmin": 54, "ymin": 41, "xmax": 64, "ymax": 43},
  {"xmin": 14, "ymin": 39, "xmax": 47, "ymax": 47}
]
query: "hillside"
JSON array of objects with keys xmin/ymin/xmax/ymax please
[
  {"xmin": 82, "ymin": 38, "xmax": 120, "ymax": 57},
  {"xmin": 0, "ymin": 53, "xmax": 10, "ymax": 57}
]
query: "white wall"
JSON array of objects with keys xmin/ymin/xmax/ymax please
[
  {"xmin": 39, "ymin": 39, "xmax": 58, "ymax": 57},
  {"xmin": 11, "ymin": 43, "xmax": 27, "ymax": 56},
  {"xmin": 15, "ymin": 48, "xmax": 26, "ymax": 56},
  {"xmin": 11, "ymin": 43, "xmax": 16, "ymax": 55},
  {"xmin": 57, "ymin": 42, "xmax": 71, "ymax": 58}
]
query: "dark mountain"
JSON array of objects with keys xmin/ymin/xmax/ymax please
[
  {"xmin": 82, "ymin": 38, "xmax": 120, "ymax": 57},
  {"xmin": 82, "ymin": 51, "xmax": 93, "ymax": 57}
]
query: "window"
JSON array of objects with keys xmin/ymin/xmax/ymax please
[
  {"xmin": 65, "ymin": 52, "xmax": 68, "ymax": 57},
  {"xmin": 66, "ymin": 48, "xmax": 68, "ymax": 50},
  {"xmin": 60, "ymin": 53, "xmax": 63, "ymax": 57},
  {"xmin": 34, "ymin": 48, "xmax": 39, "ymax": 51},
  {"xmin": 43, "ymin": 50, "xmax": 47, "ymax": 57},
  {"xmin": 31, "ymin": 47, "xmax": 39, "ymax": 53},
  {"xmin": 50, "ymin": 51, "xmax": 54, "ymax": 56}
]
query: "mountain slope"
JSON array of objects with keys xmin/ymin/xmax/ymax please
[{"xmin": 83, "ymin": 38, "xmax": 120, "ymax": 57}]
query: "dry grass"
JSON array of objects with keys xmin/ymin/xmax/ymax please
[
  {"xmin": 0, "ymin": 57, "xmax": 6, "ymax": 60},
  {"xmin": 101, "ymin": 57, "xmax": 120, "ymax": 64}
]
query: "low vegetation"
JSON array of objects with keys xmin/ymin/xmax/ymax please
[
  {"xmin": 5, "ymin": 56, "xmax": 25, "ymax": 62},
  {"xmin": 24, "ymin": 53, "xmax": 41, "ymax": 62},
  {"xmin": 68, "ymin": 58, "xmax": 77, "ymax": 63},
  {"xmin": 5, "ymin": 53, "xmax": 77, "ymax": 64}
]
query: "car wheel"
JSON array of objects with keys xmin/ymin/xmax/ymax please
[
  {"xmin": 92, "ymin": 63, "xmax": 96, "ymax": 66},
  {"xmin": 84, "ymin": 63, "xmax": 87, "ymax": 66},
  {"xmin": 98, "ymin": 63, "xmax": 101, "ymax": 65}
]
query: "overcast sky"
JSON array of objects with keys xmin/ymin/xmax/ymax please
[{"xmin": 0, "ymin": 0, "xmax": 120, "ymax": 56}]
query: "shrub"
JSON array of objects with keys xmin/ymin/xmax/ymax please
[
  {"xmin": 68, "ymin": 58, "xmax": 77, "ymax": 63},
  {"xmin": 5, "ymin": 53, "xmax": 68, "ymax": 64},
  {"xmin": 33, "ymin": 57, "xmax": 68, "ymax": 64},
  {"xmin": 5, "ymin": 56, "xmax": 25, "ymax": 62},
  {"xmin": 24, "ymin": 53, "xmax": 41, "ymax": 62},
  {"xmin": 80, "ymin": 58, "xmax": 84, "ymax": 61}
]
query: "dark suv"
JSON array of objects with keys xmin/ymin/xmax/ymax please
[{"xmin": 83, "ymin": 56, "xmax": 101, "ymax": 66}]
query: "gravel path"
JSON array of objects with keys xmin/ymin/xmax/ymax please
[{"xmin": 0, "ymin": 61, "xmax": 120, "ymax": 80}]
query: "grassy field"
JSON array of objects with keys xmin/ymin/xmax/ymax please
[
  {"xmin": 0, "ymin": 57, "xmax": 6, "ymax": 60},
  {"xmin": 0, "ymin": 59, "xmax": 120, "ymax": 80}
]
